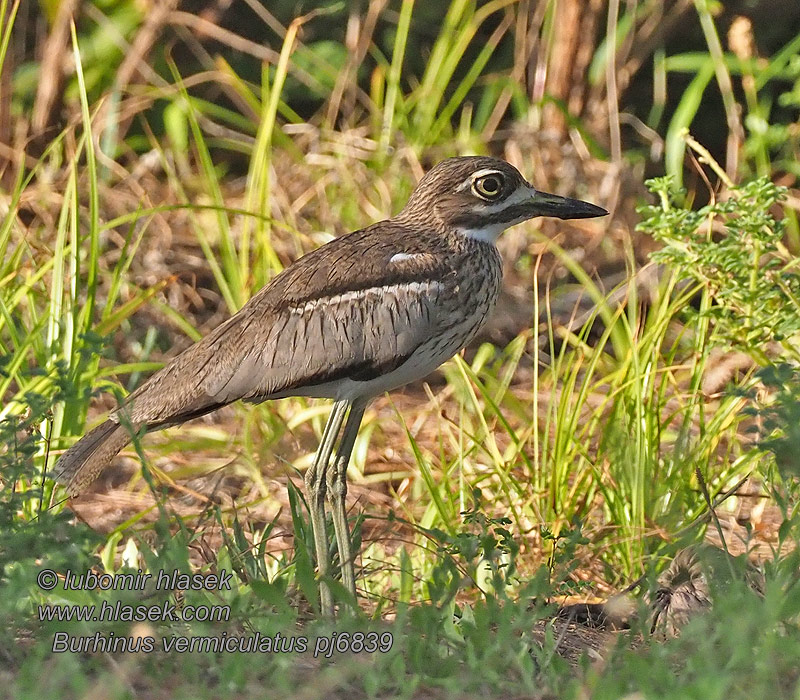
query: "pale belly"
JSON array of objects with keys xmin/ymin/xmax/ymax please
[
  {"xmin": 292, "ymin": 314, "xmax": 488, "ymax": 401},
  {"xmin": 288, "ymin": 283, "xmax": 500, "ymax": 401}
]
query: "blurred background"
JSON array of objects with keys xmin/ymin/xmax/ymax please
[{"xmin": 2, "ymin": 2, "xmax": 800, "ymax": 695}]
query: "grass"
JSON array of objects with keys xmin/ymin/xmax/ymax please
[{"xmin": 2, "ymin": 1, "xmax": 800, "ymax": 698}]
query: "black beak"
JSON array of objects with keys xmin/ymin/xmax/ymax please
[{"xmin": 528, "ymin": 190, "xmax": 608, "ymax": 220}]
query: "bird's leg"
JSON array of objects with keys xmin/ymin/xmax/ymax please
[
  {"xmin": 327, "ymin": 397, "xmax": 368, "ymax": 604},
  {"xmin": 304, "ymin": 399, "xmax": 348, "ymax": 616}
]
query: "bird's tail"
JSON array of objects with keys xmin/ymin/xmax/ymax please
[{"xmin": 52, "ymin": 419, "xmax": 137, "ymax": 496}]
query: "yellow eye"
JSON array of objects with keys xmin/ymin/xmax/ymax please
[{"xmin": 472, "ymin": 173, "xmax": 504, "ymax": 200}]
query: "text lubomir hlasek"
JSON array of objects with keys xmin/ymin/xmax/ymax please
[{"xmin": 58, "ymin": 568, "xmax": 233, "ymax": 591}]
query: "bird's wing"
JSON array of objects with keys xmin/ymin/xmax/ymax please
[
  {"xmin": 208, "ymin": 276, "xmax": 448, "ymax": 403},
  {"xmin": 120, "ymin": 223, "xmax": 457, "ymax": 427}
]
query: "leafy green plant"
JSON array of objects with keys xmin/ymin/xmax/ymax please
[
  {"xmin": 640, "ymin": 175, "xmax": 799, "ymax": 362},
  {"xmin": 541, "ymin": 521, "xmax": 592, "ymax": 600},
  {"xmin": 425, "ymin": 490, "xmax": 520, "ymax": 600}
]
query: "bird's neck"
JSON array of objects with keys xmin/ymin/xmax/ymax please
[{"xmin": 392, "ymin": 210, "xmax": 503, "ymax": 254}]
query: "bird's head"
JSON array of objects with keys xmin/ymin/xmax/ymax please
[{"xmin": 398, "ymin": 156, "xmax": 607, "ymax": 243}]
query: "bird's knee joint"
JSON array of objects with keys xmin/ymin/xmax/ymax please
[{"xmin": 327, "ymin": 474, "xmax": 347, "ymax": 500}]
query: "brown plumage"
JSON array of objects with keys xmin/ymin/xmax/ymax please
[
  {"xmin": 54, "ymin": 215, "xmax": 501, "ymax": 494},
  {"xmin": 54, "ymin": 155, "xmax": 606, "ymax": 615},
  {"xmin": 650, "ymin": 545, "xmax": 765, "ymax": 639}
]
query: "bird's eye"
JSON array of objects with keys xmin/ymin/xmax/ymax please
[{"xmin": 472, "ymin": 173, "xmax": 504, "ymax": 200}]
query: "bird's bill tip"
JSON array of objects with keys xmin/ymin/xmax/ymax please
[{"xmin": 528, "ymin": 190, "xmax": 608, "ymax": 220}]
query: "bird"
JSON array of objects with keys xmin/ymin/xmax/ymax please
[
  {"xmin": 53, "ymin": 155, "xmax": 607, "ymax": 616},
  {"xmin": 649, "ymin": 545, "xmax": 764, "ymax": 639}
]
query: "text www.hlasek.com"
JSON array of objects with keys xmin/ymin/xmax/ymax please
[{"xmin": 38, "ymin": 599, "xmax": 229, "ymax": 623}]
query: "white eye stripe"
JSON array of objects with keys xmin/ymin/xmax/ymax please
[
  {"xmin": 456, "ymin": 178, "xmax": 472, "ymax": 192},
  {"xmin": 471, "ymin": 168, "xmax": 506, "ymax": 181},
  {"xmin": 455, "ymin": 168, "xmax": 506, "ymax": 192}
]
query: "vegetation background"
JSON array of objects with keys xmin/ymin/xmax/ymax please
[{"xmin": 1, "ymin": 0, "xmax": 800, "ymax": 697}]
